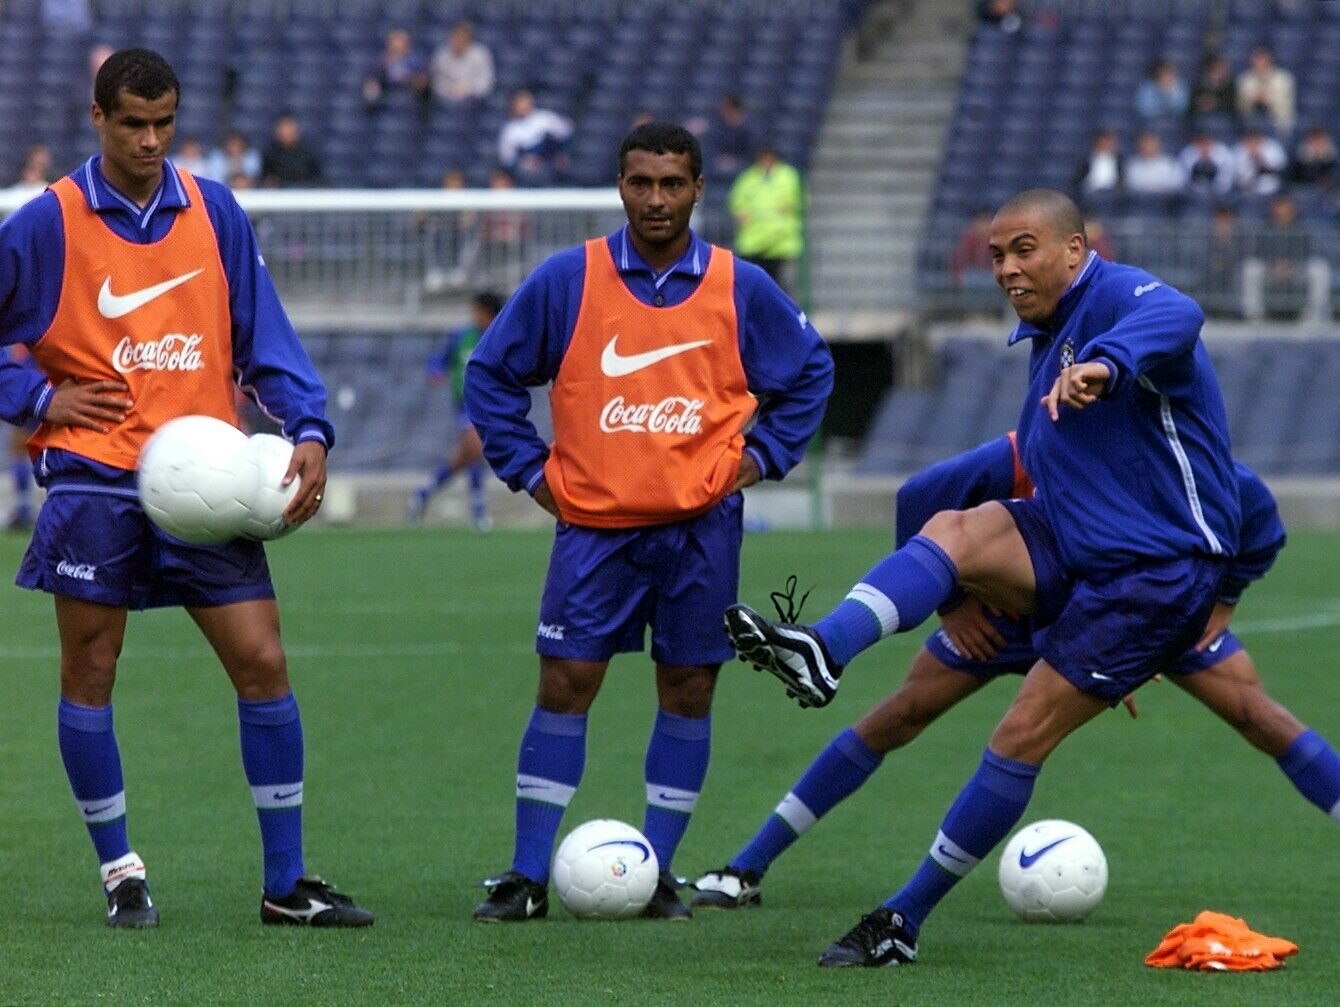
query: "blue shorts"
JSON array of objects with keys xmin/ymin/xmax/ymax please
[
  {"xmin": 1001, "ymin": 497, "xmax": 1224, "ymax": 703},
  {"xmin": 16, "ymin": 485, "xmax": 275, "ymax": 610},
  {"xmin": 923, "ymin": 610, "xmax": 1036, "ymax": 679},
  {"xmin": 537, "ymin": 494, "xmax": 743, "ymax": 665}
]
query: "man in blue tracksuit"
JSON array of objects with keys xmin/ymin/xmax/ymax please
[
  {"xmin": 694, "ymin": 433, "xmax": 1340, "ymax": 914},
  {"xmin": 725, "ymin": 188, "xmax": 1247, "ymax": 966}
]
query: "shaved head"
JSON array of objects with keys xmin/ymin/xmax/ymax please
[{"xmin": 995, "ymin": 188, "xmax": 1086, "ymax": 245}]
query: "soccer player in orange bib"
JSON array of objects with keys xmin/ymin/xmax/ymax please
[
  {"xmin": 0, "ymin": 48, "xmax": 370, "ymax": 929},
  {"xmin": 466, "ymin": 121, "xmax": 832, "ymax": 921}
]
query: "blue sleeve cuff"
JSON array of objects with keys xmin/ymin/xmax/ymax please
[
  {"xmin": 32, "ymin": 383, "xmax": 54, "ymax": 422},
  {"xmin": 524, "ymin": 468, "xmax": 546, "ymax": 495},
  {"xmin": 294, "ymin": 428, "xmax": 329, "ymax": 450},
  {"xmin": 744, "ymin": 445, "xmax": 768, "ymax": 481}
]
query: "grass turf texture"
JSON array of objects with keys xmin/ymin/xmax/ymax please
[{"xmin": 0, "ymin": 526, "xmax": 1336, "ymax": 1006}]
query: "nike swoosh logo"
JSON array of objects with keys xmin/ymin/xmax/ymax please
[
  {"xmin": 936, "ymin": 843, "xmax": 967, "ymax": 864},
  {"xmin": 1019, "ymin": 836, "xmax": 1073, "ymax": 869},
  {"xmin": 591, "ymin": 838, "xmax": 653, "ymax": 863},
  {"xmin": 82, "ymin": 802, "xmax": 117, "ymax": 816},
  {"xmin": 600, "ymin": 335, "xmax": 711, "ymax": 377},
  {"xmin": 655, "ymin": 790, "xmax": 694, "ymax": 803},
  {"xmin": 97, "ymin": 269, "xmax": 203, "ymax": 319},
  {"xmin": 1207, "ymin": 635, "xmax": 1226, "ymax": 653},
  {"xmin": 271, "ymin": 788, "xmax": 302, "ymax": 801}
]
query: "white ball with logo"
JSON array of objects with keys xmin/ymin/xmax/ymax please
[
  {"xmin": 552, "ymin": 819, "xmax": 659, "ymax": 920},
  {"xmin": 137, "ymin": 415, "xmax": 258, "ymax": 544},
  {"xmin": 998, "ymin": 819, "xmax": 1107, "ymax": 922},
  {"xmin": 238, "ymin": 433, "xmax": 300, "ymax": 541}
]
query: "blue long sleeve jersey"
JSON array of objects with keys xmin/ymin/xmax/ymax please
[
  {"xmin": 894, "ymin": 433, "xmax": 1283, "ymax": 605},
  {"xmin": 1010, "ymin": 253, "xmax": 1240, "ymax": 574},
  {"xmin": 0, "ymin": 157, "xmax": 333, "ymax": 462},
  {"xmin": 463, "ymin": 225, "xmax": 833, "ymax": 495}
]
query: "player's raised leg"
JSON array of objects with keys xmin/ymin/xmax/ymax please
[{"xmin": 190, "ymin": 599, "xmax": 372, "ymax": 927}]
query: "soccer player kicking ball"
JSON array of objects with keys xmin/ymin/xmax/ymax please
[
  {"xmin": 0, "ymin": 49, "xmax": 370, "ymax": 929},
  {"xmin": 725, "ymin": 189, "xmax": 1256, "ymax": 966},
  {"xmin": 695, "ymin": 433, "xmax": 1340, "ymax": 920}
]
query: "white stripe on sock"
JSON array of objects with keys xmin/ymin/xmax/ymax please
[
  {"xmin": 251, "ymin": 782, "xmax": 304, "ymax": 810},
  {"xmin": 516, "ymin": 773, "xmax": 576, "ymax": 806},
  {"xmin": 846, "ymin": 583, "xmax": 900, "ymax": 636},
  {"xmin": 646, "ymin": 782, "xmax": 699, "ymax": 813},
  {"xmin": 774, "ymin": 792, "xmax": 817, "ymax": 834},
  {"xmin": 77, "ymin": 790, "xmax": 126, "ymax": 824},
  {"xmin": 929, "ymin": 830, "xmax": 980, "ymax": 877}
]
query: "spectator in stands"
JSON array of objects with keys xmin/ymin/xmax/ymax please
[
  {"xmin": 701, "ymin": 94, "xmax": 755, "ymax": 187},
  {"xmin": 1189, "ymin": 52, "xmax": 1236, "ymax": 123},
  {"xmin": 8, "ymin": 143, "xmax": 52, "ymax": 197},
  {"xmin": 1124, "ymin": 130, "xmax": 1186, "ymax": 211},
  {"xmin": 1288, "ymin": 125, "xmax": 1338, "ymax": 195},
  {"xmin": 497, "ymin": 88, "xmax": 573, "ymax": 187},
  {"xmin": 430, "ymin": 20, "xmax": 494, "ymax": 107},
  {"xmin": 204, "ymin": 129, "xmax": 261, "ymax": 186},
  {"xmin": 948, "ymin": 208, "xmax": 994, "ymax": 291},
  {"xmin": 173, "ymin": 136, "xmax": 209, "ymax": 177},
  {"xmin": 1083, "ymin": 215, "xmax": 1116, "ymax": 260},
  {"xmin": 1072, "ymin": 128, "xmax": 1123, "ymax": 212},
  {"xmin": 1134, "ymin": 59, "xmax": 1189, "ymax": 124},
  {"xmin": 1242, "ymin": 193, "xmax": 1331, "ymax": 324},
  {"xmin": 1235, "ymin": 45, "xmax": 1295, "ymax": 138},
  {"xmin": 362, "ymin": 26, "xmax": 430, "ymax": 111},
  {"xmin": 1178, "ymin": 129, "xmax": 1236, "ymax": 201},
  {"xmin": 976, "ymin": 0, "xmax": 1022, "ymax": 33},
  {"xmin": 1202, "ymin": 202, "xmax": 1246, "ymax": 318},
  {"xmin": 1232, "ymin": 126, "xmax": 1288, "ymax": 198},
  {"xmin": 260, "ymin": 113, "xmax": 324, "ymax": 188},
  {"xmin": 728, "ymin": 144, "xmax": 805, "ymax": 293}
]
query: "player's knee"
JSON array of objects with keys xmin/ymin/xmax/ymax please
[{"xmin": 225, "ymin": 639, "xmax": 289, "ymax": 700}]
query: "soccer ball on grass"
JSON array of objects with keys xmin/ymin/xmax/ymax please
[
  {"xmin": 551, "ymin": 819, "xmax": 659, "ymax": 920},
  {"xmin": 137, "ymin": 416, "xmax": 300, "ymax": 544},
  {"xmin": 998, "ymin": 819, "xmax": 1107, "ymax": 922}
]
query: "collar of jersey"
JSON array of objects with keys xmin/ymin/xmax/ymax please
[
  {"xmin": 75, "ymin": 156, "xmax": 190, "ymax": 229},
  {"xmin": 1007, "ymin": 251, "xmax": 1102, "ymax": 345}
]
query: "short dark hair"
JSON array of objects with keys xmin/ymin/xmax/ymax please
[
  {"xmin": 997, "ymin": 188, "xmax": 1087, "ymax": 244},
  {"xmin": 618, "ymin": 122, "xmax": 702, "ymax": 180},
  {"xmin": 472, "ymin": 290, "xmax": 505, "ymax": 316},
  {"xmin": 94, "ymin": 48, "xmax": 179, "ymax": 113}
]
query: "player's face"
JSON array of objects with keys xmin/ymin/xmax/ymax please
[
  {"xmin": 618, "ymin": 149, "xmax": 703, "ymax": 262},
  {"xmin": 92, "ymin": 88, "xmax": 177, "ymax": 203},
  {"xmin": 989, "ymin": 210, "xmax": 1085, "ymax": 325}
]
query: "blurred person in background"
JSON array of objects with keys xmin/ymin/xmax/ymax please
[
  {"xmin": 431, "ymin": 20, "xmax": 494, "ymax": 108},
  {"xmin": 1235, "ymin": 44, "xmax": 1296, "ymax": 138},
  {"xmin": 362, "ymin": 26, "xmax": 429, "ymax": 111},
  {"xmin": 1134, "ymin": 59, "xmax": 1189, "ymax": 124},
  {"xmin": 261, "ymin": 112, "xmax": 324, "ymax": 188},
  {"xmin": 205, "ymin": 129, "xmax": 261, "ymax": 186},
  {"xmin": 409, "ymin": 290, "xmax": 504, "ymax": 529},
  {"xmin": 497, "ymin": 88, "xmax": 573, "ymax": 187},
  {"xmin": 728, "ymin": 144, "xmax": 805, "ymax": 294},
  {"xmin": 1242, "ymin": 193, "xmax": 1331, "ymax": 324}
]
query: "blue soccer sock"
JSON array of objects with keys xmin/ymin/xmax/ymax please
[
  {"xmin": 58, "ymin": 699, "xmax": 132, "ymax": 873},
  {"xmin": 815, "ymin": 535, "xmax": 959, "ymax": 668},
  {"xmin": 885, "ymin": 748, "xmax": 1039, "ymax": 934},
  {"xmin": 514, "ymin": 708, "xmax": 587, "ymax": 884},
  {"xmin": 238, "ymin": 694, "xmax": 306, "ymax": 897},
  {"xmin": 1277, "ymin": 728, "xmax": 1340, "ymax": 822},
  {"xmin": 733, "ymin": 727, "xmax": 882, "ymax": 877},
  {"xmin": 468, "ymin": 464, "xmax": 488, "ymax": 525},
  {"xmin": 10, "ymin": 456, "xmax": 31, "ymax": 519},
  {"xmin": 643, "ymin": 709, "xmax": 711, "ymax": 873}
]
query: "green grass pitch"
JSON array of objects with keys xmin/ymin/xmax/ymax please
[{"xmin": 0, "ymin": 526, "xmax": 1336, "ymax": 1006}]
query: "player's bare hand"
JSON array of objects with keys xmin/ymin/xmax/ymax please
[
  {"xmin": 281, "ymin": 439, "xmax": 327, "ymax": 525},
  {"xmin": 939, "ymin": 595, "xmax": 1007, "ymax": 661},
  {"xmin": 532, "ymin": 479, "xmax": 562, "ymax": 520},
  {"xmin": 731, "ymin": 452, "xmax": 762, "ymax": 494},
  {"xmin": 1195, "ymin": 601, "xmax": 1235, "ymax": 652},
  {"xmin": 44, "ymin": 379, "xmax": 132, "ymax": 432},
  {"xmin": 1042, "ymin": 362, "xmax": 1110, "ymax": 421},
  {"xmin": 1119, "ymin": 674, "xmax": 1163, "ymax": 719}
]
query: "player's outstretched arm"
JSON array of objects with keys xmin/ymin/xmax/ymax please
[{"xmin": 1041, "ymin": 361, "xmax": 1110, "ymax": 420}]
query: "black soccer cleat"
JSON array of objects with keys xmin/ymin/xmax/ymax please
[
  {"xmin": 724, "ymin": 603, "xmax": 842, "ymax": 708},
  {"xmin": 473, "ymin": 871, "xmax": 548, "ymax": 922},
  {"xmin": 818, "ymin": 907, "xmax": 919, "ymax": 968},
  {"xmin": 261, "ymin": 876, "xmax": 374, "ymax": 927},
  {"xmin": 690, "ymin": 866, "xmax": 762, "ymax": 910},
  {"xmin": 640, "ymin": 871, "xmax": 692, "ymax": 921},
  {"xmin": 106, "ymin": 877, "xmax": 159, "ymax": 929}
]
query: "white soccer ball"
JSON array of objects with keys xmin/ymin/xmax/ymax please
[
  {"xmin": 137, "ymin": 415, "xmax": 258, "ymax": 544},
  {"xmin": 238, "ymin": 433, "xmax": 300, "ymax": 541},
  {"xmin": 552, "ymin": 819, "xmax": 659, "ymax": 920},
  {"xmin": 998, "ymin": 819, "xmax": 1108, "ymax": 923}
]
